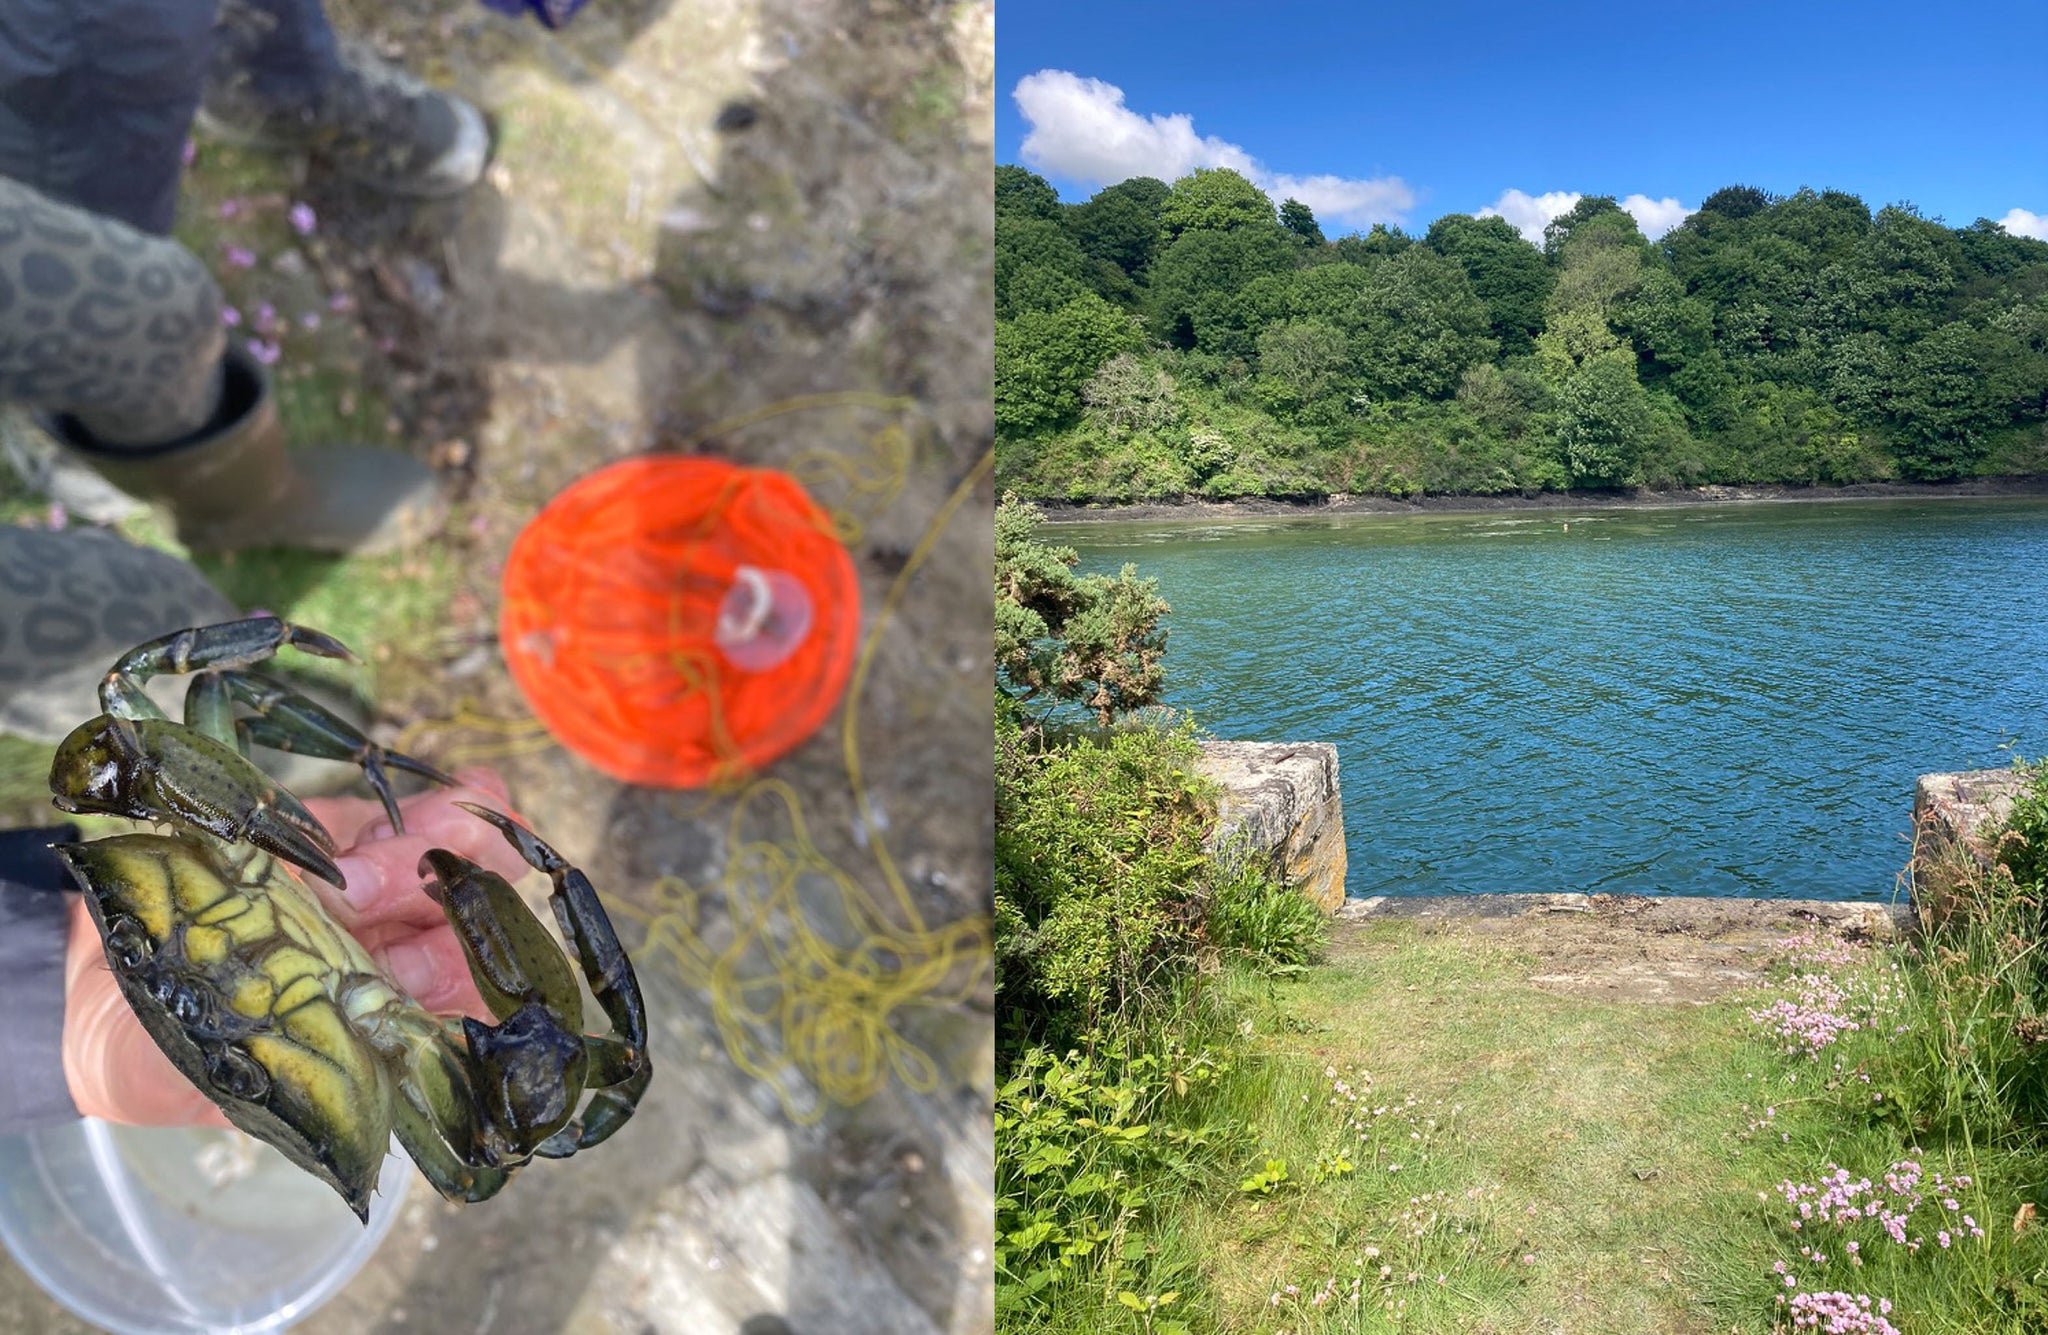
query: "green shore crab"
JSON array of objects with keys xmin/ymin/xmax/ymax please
[{"xmin": 47, "ymin": 616, "xmax": 651, "ymax": 1220}]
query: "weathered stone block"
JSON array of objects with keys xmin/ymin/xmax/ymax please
[
  {"xmin": 1194, "ymin": 741, "xmax": 1347, "ymax": 914},
  {"xmin": 1910, "ymin": 767, "xmax": 2033, "ymax": 928}
]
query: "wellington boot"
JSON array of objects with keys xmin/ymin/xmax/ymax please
[
  {"xmin": 45, "ymin": 349, "xmax": 447, "ymax": 557},
  {"xmin": 198, "ymin": 40, "xmax": 491, "ymax": 199}
]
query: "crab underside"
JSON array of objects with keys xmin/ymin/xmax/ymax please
[{"xmin": 49, "ymin": 615, "xmax": 651, "ymax": 1219}]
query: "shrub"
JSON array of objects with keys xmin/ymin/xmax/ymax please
[{"xmin": 1203, "ymin": 858, "xmax": 1328, "ymax": 967}]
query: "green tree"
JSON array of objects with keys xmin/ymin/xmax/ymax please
[
  {"xmin": 1068, "ymin": 176, "xmax": 1171, "ymax": 279},
  {"xmin": 1333, "ymin": 223, "xmax": 1413, "ymax": 263},
  {"xmin": 1555, "ymin": 351, "xmax": 1653, "ymax": 484},
  {"xmin": 1886, "ymin": 322, "xmax": 1997, "ymax": 478},
  {"xmin": 1543, "ymin": 195, "xmax": 1629, "ymax": 260},
  {"xmin": 1350, "ymin": 247, "xmax": 1498, "ymax": 399},
  {"xmin": 1426, "ymin": 213, "xmax": 1553, "ymax": 354},
  {"xmin": 995, "ymin": 164, "xmax": 1063, "ymax": 221},
  {"xmin": 1158, "ymin": 167, "xmax": 1275, "ymax": 240},
  {"xmin": 1145, "ymin": 226, "xmax": 1299, "ymax": 350},
  {"xmin": 1697, "ymin": 184, "xmax": 1772, "ymax": 221},
  {"xmin": 1279, "ymin": 197, "xmax": 1325, "ymax": 244},
  {"xmin": 995, "ymin": 495, "xmax": 1169, "ymax": 725},
  {"xmin": 994, "ymin": 214, "xmax": 1093, "ymax": 318},
  {"xmin": 1256, "ymin": 319, "xmax": 1352, "ymax": 408},
  {"xmin": 994, "ymin": 294, "xmax": 1142, "ymax": 436}
]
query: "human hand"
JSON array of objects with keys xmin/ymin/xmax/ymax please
[{"xmin": 61, "ymin": 768, "xmax": 532, "ymax": 1128}]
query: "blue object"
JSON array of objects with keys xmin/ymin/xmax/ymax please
[{"xmin": 478, "ymin": 0, "xmax": 589, "ymax": 29}]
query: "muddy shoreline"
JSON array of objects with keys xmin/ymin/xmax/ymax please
[{"xmin": 1033, "ymin": 475, "xmax": 2048, "ymax": 524}]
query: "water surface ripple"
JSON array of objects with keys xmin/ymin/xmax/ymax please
[{"xmin": 1060, "ymin": 499, "xmax": 2048, "ymax": 902}]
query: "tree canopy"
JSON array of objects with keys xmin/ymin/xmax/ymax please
[{"xmin": 993, "ymin": 165, "xmax": 2048, "ymax": 503}]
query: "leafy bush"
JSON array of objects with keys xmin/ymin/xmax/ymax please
[
  {"xmin": 995, "ymin": 711, "xmax": 1215, "ymax": 1049},
  {"xmin": 1995, "ymin": 758, "xmax": 2048, "ymax": 894},
  {"xmin": 994, "ymin": 1039, "xmax": 1246, "ymax": 1331},
  {"xmin": 1204, "ymin": 859, "xmax": 1328, "ymax": 967}
]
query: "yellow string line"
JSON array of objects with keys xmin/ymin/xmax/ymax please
[{"xmin": 843, "ymin": 447, "xmax": 996, "ymax": 932}]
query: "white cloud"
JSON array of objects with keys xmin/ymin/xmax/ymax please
[
  {"xmin": 1999, "ymin": 208, "xmax": 2048, "ymax": 241},
  {"xmin": 1475, "ymin": 189, "xmax": 1581, "ymax": 245},
  {"xmin": 1620, "ymin": 194, "xmax": 1693, "ymax": 239},
  {"xmin": 1475, "ymin": 188, "xmax": 1693, "ymax": 245},
  {"xmin": 1013, "ymin": 70, "xmax": 1415, "ymax": 230}
]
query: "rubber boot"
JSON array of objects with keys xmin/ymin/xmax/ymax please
[
  {"xmin": 200, "ymin": 37, "xmax": 491, "ymax": 199},
  {"xmin": 43, "ymin": 347, "xmax": 447, "ymax": 557}
]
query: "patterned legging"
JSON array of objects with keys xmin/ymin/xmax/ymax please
[{"xmin": 0, "ymin": 0, "xmax": 342, "ymax": 444}]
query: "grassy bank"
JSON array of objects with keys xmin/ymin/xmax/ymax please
[{"xmin": 999, "ymin": 761, "xmax": 2048, "ymax": 1333}]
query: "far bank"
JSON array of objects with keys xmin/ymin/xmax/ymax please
[{"xmin": 1033, "ymin": 474, "xmax": 2048, "ymax": 524}]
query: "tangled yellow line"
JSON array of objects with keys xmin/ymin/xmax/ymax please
[
  {"xmin": 609, "ymin": 445, "xmax": 995, "ymax": 1120},
  {"xmin": 397, "ymin": 396, "xmax": 990, "ymax": 1121}
]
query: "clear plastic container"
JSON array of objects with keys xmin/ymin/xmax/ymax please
[{"xmin": 0, "ymin": 1119, "xmax": 408, "ymax": 1334}]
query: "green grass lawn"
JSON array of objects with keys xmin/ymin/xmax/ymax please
[{"xmin": 1004, "ymin": 922, "xmax": 2048, "ymax": 1334}]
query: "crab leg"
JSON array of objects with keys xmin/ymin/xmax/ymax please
[
  {"xmin": 368, "ymin": 1008, "xmax": 516, "ymax": 1204},
  {"xmin": 100, "ymin": 616, "xmax": 356, "ymax": 720},
  {"xmin": 536, "ymin": 1056, "xmax": 652, "ymax": 1157},
  {"xmin": 213, "ymin": 670, "xmax": 456, "ymax": 831},
  {"xmin": 456, "ymin": 805, "xmax": 649, "ymax": 1061}
]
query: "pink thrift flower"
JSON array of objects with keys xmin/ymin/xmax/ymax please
[
  {"xmin": 217, "ymin": 198, "xmax": 244, "ymax": 220},
  {"xmin": 181, "ymin": 139, "xmax": 197, "ymax": 167},
  {"xmin": 223, "ymin": 244, "xmax": 256, "ymax": 269},
  {"xmin": 327, "ymin": 292, "xmax": 354, "ymax": 312},
  {"xmin": 300, "ymin": 311, "xmax": 323, "ymax": 331},
  {"xmin": 288, "ymin": 202, "xmax": 317, "ymax": 235},
  {"xmin": 246, "ymin": 338, "xmax": 282, "ymax": 366},
  {"xmin": 220, "ymin": 305, "xmax": 242, "ymax": 327}
]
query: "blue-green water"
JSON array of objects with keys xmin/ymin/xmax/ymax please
[{"xmin": 1059, "ymin": 499, "xmax": 2048, "ymax": 902}]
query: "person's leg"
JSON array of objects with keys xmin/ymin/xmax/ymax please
[
  {"xmin": 204, "ymin": 0, "xmax": 490, "ymax": 198},
  {"xmin": 0, "ymin": 177, "xmax": 223, "ymax": 445},
  {"xmin": 0, "ymin": 176, "xmax": 444, "ymax": 556},
  {"xmin": 0, "ymin": 0, "xmax": 220, "ymax": 236}
]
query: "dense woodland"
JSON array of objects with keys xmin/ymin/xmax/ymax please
[{"xmin": 994, "ymin": 165, "xmax": 2048, "ymax": 502}]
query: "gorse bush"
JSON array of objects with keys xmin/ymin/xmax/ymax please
[{"xmin": 995, "ymin": 707, "xmax": 1215, "ymax": 1052}]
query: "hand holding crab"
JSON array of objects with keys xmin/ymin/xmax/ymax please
[
  {"xmin": 49, "ymin": 616, "xmax": 651, "ymax": 1220},
  {"xmin": 61, "ymin": 772, "xmax": 527, "ymax": 1129}
]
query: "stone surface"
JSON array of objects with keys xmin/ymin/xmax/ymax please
[
  {"xmin": 1336, "ymin": 892, "xmax": 1912, "ymax": 1005},
  {"xmin": 1195, "ymin": 740, "xmax": 1347, "ymax": 913},
  {"xmin": 1910, "ymin": 767, "xmax": 2033, "ymax": 928}
]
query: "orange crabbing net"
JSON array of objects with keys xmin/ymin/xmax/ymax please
[{"xmin": 498, "ymin": 456, "xmax": 858, "ymax": 787}]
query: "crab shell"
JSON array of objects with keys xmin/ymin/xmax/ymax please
[{"xmin": 62, "ymin": 831, "xmax": 404, "ymax": 1219}]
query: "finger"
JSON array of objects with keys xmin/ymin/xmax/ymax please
[
  {"xmin": 354, "ymin": 787, "xmax": 530, "ymax": 878},
  {"xmin": 300, "ymin": 792, "xmax": 389, "ymax": 851},
  {"xmin": 373, "ymin": 933, "xmax": 492, "ymax": 1020},
  {"xmin": 318, "ymin": 833, "xmax": 466, "ymax": 931},
  {"xmin": 302, "ymin": 768, "xmax": 505, "ymax": 850}
]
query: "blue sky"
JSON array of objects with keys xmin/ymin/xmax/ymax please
[{"xmin": 996, "ymin": 0, "xmax": 2048, "ymax": 242}]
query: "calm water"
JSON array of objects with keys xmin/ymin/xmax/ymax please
[{"xmin": 1059, "ymin": 499, "xmax": 2048, "ymax": 902}]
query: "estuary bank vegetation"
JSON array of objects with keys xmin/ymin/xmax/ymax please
[
  {"xmin": 994, "ymin": 167, "xmax": 2048, "ymax": 505},
  {"xmin": 994, "ymin": 496, "xmax": 2048, "ymax": 1330}
]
